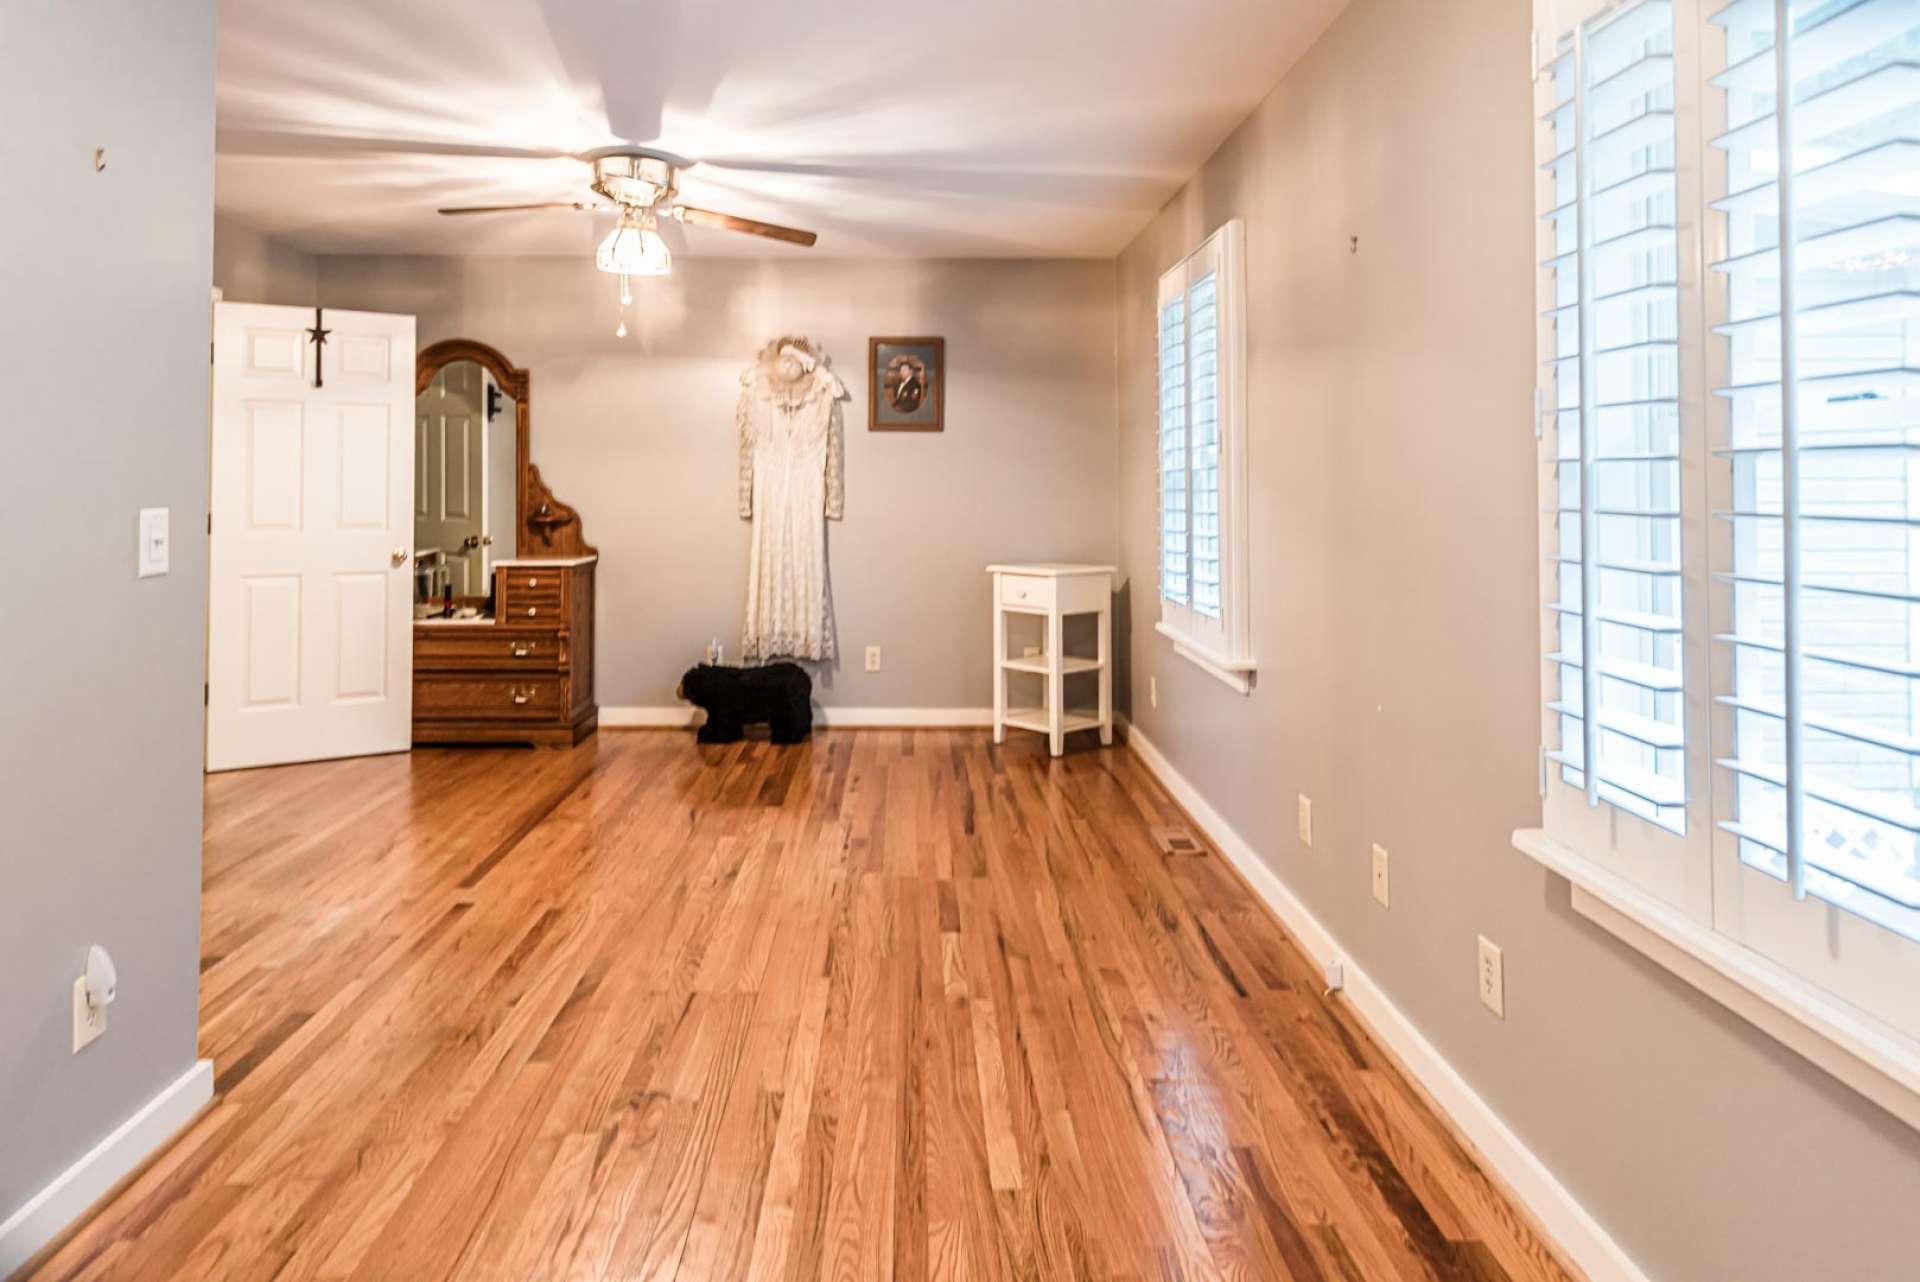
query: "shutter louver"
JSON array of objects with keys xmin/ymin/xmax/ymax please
[{"xmin": 1711, "ymin": 0, "xmax": 1920, "ymax": 933}]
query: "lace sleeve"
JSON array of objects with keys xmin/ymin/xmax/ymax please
[
  {"xmin": 737, "ymin": 390, "xmax": 754, "ymax": 519},
  {"xmin": 825, "ymin": 402, "xmax": 845, "ymax": 520}
]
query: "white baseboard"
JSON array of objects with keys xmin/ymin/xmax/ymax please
[
  {"xmin": 601, "ymin": 706, "xmax": 993, "ymax": 729},
  {"xmin": 1124, "ymin": 727, "xmax": 1649, "ymax": 1282},
  {"xmin": 0, "ymin": 1058, "xmax": 213, "ymax": 1277}
]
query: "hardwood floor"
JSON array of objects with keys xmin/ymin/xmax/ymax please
[{"xmin": 29, "ymin": 731, "xmax": 1575, "ymax": 1282}]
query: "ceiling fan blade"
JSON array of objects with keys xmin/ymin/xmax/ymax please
[
  {"xmin": 671, "ymin": 205, "xmax": 817, "ymax": 247},
  {"xmin": 437, "ymin": 201, "xmax": 614, "ymax": 216}
]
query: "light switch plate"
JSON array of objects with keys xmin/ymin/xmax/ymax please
[
  {"xmin": 73, "ymin": 976, "xmax": 107, "ymax": 1053},
  {"xmin": 137, "ymin": 507, "xmax": 170, "ymax": 578},
  {"xmin": 1371, "ymin": 844, "xmax": 1390, "ymax": 908},
  {"xmin": 1297, "ymin": 795, "xmax": 1312, "ymax": 848},
  {"xmin": 864, "ymin": 645, "xmax": 881, "ymax": 672},
  {"xmin": 1478, "ymin": 935, "xmax": 1505, "ymax": 1018}
]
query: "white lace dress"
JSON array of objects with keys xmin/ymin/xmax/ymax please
[{"xmin": 738, "ymin": 363, "xmax": 844, "ymax": 662}]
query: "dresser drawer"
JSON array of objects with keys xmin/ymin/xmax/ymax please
[
  {"xmin": 414, "ymin": 675, "xmax": 566, "ymax": 720},
  {"xmin": 499, "ymin": 570, "xmax": 565, "ymax": 617},
  {"xmin": 499, "ymin": 598, "xmax": 564, "ymax": 624},
  {"xmin": 414, "ymin": 628, "xmax": 564, "ymax": 671},
  {"xmin": 999, "ymin": 574, "xmax": 1054, "ymax": 610},
  {"xmin": 501, "ymin": 567, "xmax": 564, "ymax": 593}
]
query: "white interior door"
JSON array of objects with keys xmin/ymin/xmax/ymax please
[
  {"xmin": 207, "ymin": 303, "xmax": 416, "ymax": 771},
  {"xmin": 415, "ymin": 361, "xmax": 487, "ymax": 595}
]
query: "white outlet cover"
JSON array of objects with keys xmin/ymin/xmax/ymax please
[
  {"xmin": 864, "ymin": 645, "xmax": 881, "ymax": 672},
  {"xmin": 1371, "ymin": 843, "xmax": 1390, "ymax": 908},
  {"xmin": 1297, "ymin": 795, "xmax": 1312, "ymax": 847},
  {"xmin": 72, "ymin": 976, "xmax": 107, "ymax": 1053},
  {"xmin": 1478, "ymin": 935, "xmax": 1506, "ymax": 1018}
]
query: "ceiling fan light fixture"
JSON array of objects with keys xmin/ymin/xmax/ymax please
[{"xmin": 595, "ymin": 214, "xmax": 671, "ymax": 277}]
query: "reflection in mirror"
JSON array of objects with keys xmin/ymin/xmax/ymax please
[{"xmin": 414, "ymin": 360, "xmax": 517, "ymax": 605}]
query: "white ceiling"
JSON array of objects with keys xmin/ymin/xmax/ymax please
[{"xmin": 216, "ymin": 0, "xmax": 1349, "ymax": 259}]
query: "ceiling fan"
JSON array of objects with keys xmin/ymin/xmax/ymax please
[
  {"xmin": 439, "ymin": 148, "xmax": 817, "ymax": 253},
  {"xmin": 438, "ymin": 148, "xmax": 816, "ymax": 335}
]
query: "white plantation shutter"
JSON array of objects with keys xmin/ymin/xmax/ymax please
[
  {"xmin": 1157, "ymin": 221, "xmax": 1253, "ymax": 688},
  {"xmin": 1708, "ymin": 0, "xmax": 1920, "ymax": 1006},
  {"xmin": 1530, "ymin": 0, "xmax": 1920, "ymax": 1094},
  {"xmin": 1189, "ymin": 271, "xmax": 1224, "ymax": 618},
  {"xmin": 1539, "ymin": 0, "xmax": 1692, "ymax": 836},
  {"xmin": 1159, "ymin": 292, "xmax": 1189, "ymax": 605}
]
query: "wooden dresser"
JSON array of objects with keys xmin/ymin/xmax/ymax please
[{"xmin": 413, "ymin": 556, "xmax": 597, "ymax": 748}]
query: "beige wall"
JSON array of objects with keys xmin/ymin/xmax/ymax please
[
  {"xmin": 1, "ymin": 0, "xmax": 212, "ymax": 1231},
  {"xmin": 1114, "ymin": 0, "xmax": 1920, "ymax": 1278},
  {"xmin": 318, "ymin": 254, "xmax": 1117, "ymax": 710},
  {"xmin": 212, "ymin": 212, "xmax": 317, "ymax": 305}
]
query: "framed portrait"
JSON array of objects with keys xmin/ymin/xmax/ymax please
[{"xmin": 868, "ymin": 336, "xmax": 944, "ymax": 431}]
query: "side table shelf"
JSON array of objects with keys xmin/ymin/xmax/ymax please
[{"xmin": 988, "ymin": 562, "xmax": 1116, "ymax": 757}]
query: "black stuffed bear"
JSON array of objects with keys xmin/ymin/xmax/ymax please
[{"xmin": 677, "ymin": 662, "xmax": 813, "ymax": 744}]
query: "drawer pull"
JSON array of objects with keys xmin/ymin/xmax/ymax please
[
  {"xmin": 511, "ymin": 686, "xmax": 531, "ymax": 705},
  {"xmin": 511, "ymin": 644, "xmax": 535, "ymax": 658},
  {"xmin": 526, "ymin": 606, "xmax": 539, "ymax": 617},
  {"xmin": 528, "ymin": 577, "xmax": 540, "ymax": 587}
]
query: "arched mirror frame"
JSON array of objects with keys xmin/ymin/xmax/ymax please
[{"xmin": 414, "ymin": 338, "xmax": 596, "ymax": 559}]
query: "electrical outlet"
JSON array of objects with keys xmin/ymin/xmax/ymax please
[
  {"xmin": 1297, "ymin": 795, "xmax": 1313, "ymax": 848},
  {"xmin": 864, "ymin": 645, "xmax": 881, "ymax": 672},
  {"xmin": 72, "ymin": 976, "xmax": 107, "ymax": 1053},
  {"xmin": 1478, "ymin": 935, "xmax": 1505, "ymax": 1018},
  {"xmin": 1371, "ymin": 844, "xmax": 1390, "ymax": 908},
  {"xmin": 1149, "ymin": 676, "xmax": 1158, "ymax": 709}
]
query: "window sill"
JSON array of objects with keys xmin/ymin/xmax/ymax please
[
  {"xmin": 1154, "ymin": 622, "xmax": 1254, "ymax": 694},
  {"xmin": 1512, "ymin": 827, "xmax": 1920, "ymax": 1133}
]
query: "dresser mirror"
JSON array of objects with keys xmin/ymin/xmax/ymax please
[
  {"xmin": 414, "ymin": 356, "xmax": 517, "ymax": 602},
  {"xmin": 412, "ymin": 339, "xmax": 599, "ymax": 747},
  {"xmin": 413, "ymin": 339, "xmax": 595, "ymax": 614}
]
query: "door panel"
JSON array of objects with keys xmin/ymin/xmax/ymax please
[
  {"xmin": 208, "ymin": 302, "xmax": 416, "ymax": 770},
  {"xmin": 242, "ymin": 576, "xmax": 301, "ymax": 708},
  {"xmin": 246, "ymin": 401, "xmax": 303, "ymax": 530},
  {"xmin": 334, "ymin": 572, "xmax": 388, "ymax": 700},
  {"xmin": 337, "ymin": 404, "xmax": 391, "ymax": 530}
]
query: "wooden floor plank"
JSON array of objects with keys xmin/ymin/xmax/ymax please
[{"xmin": 26, "ymin": 731, "xmax": 1576, "ymax": 1282}]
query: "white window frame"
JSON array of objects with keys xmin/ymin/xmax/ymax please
[
  {"xmin": 1519, "ymin": 0, "xmax": 1920, "ymax": 1132},
  {"xmin": 1156, "ymin": 219, "xmax": 1255, "ymax": 692}
]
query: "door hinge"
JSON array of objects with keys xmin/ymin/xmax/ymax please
[
  {"xmin": 207, "ymin": 512, "xmax": 213, "ymax": 535},
  {"xmin": 1539, "ymin": 745, "xmax": 1548, "ymax": 798},
  {"xmin": 204, "ymin": 682, "xmax": 210, "ymax": 707}
]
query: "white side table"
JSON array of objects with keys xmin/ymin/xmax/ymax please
[{"xmin": 988, "ymin": 562, "xmax": 1115, "ymax": 756}]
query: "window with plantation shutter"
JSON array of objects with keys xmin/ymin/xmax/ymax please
[
  {"xmin": 1156, "ymin": 221, "xmax": 1254, "ymax": 691},
  {"xmin": 1706, "ymin": 0, "xmax": 1920, "ymax": 1029},
  {"xmin": 1526, "ymin": 0, "xmax": 1920, "ymax": 1114},
  {"xmin": 1540, "ymin": 0, "xmax": 1691, "ymax": 837}
]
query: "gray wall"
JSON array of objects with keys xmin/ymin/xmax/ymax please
[
  {"xmin": 212, "ymin": 212, "xmax": 317, "ymax": 305},
  {"xmin": 0, "ymin": 0, "xmax": 213, "ymax": 1222},
  {"xmin": 1115, "ymin": 0, "xmax": 1920, "ymax": 1279},
  {"xmin": 318, "ymin": 255, "xmax": 1117, "ymax": 709}
]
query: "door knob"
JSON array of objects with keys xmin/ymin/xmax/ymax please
[{"xmin": 391, "ymin": 548, "xmax": 408, "ymax": 566}]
